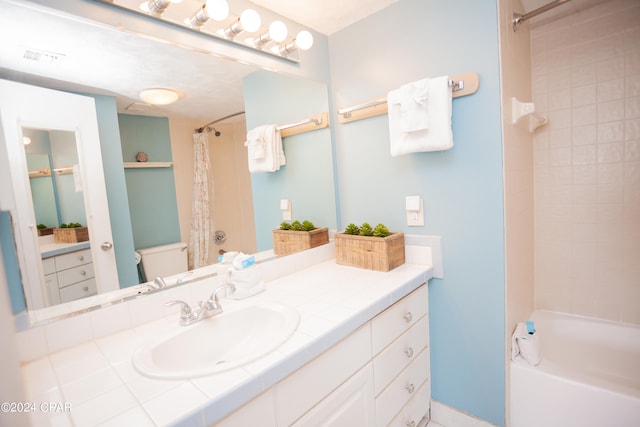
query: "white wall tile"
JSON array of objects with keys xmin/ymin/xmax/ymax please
[{"xmin": 532, "ymin": 0, "xmax": 640, "ymax": 325}]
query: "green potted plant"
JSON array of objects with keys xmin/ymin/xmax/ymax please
[
  {"xmin": 53, "ymin": 222, "xmax": 89, "ymax": 243},
  {"xmin": 272, "ymin": 219, "xmax": 329, "ymax": 256},
  {"xmin": 336, "ymin": 222, "xmax": 404, "ymax": 271}
]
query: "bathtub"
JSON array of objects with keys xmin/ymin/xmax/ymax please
[{"xmin": 510, "ymin": 310, "xmax": 640, "ymax": 427}]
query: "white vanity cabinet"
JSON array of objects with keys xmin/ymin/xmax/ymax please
[
  {"xmin": 214, "ymin": 283, "xmax": 430, "ymax": 427},
  {"xmin": 42, "ymin": 248, "xmax": 96, "ymax": 305}
]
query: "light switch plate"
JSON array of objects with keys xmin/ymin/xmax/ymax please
[
  {"xmin": 280, "ymin": 199, "xmax": 292, "ymax": 221},
  {"xmin": 406, "ymin": 196, "xmax": 424, "ymax": 226}
]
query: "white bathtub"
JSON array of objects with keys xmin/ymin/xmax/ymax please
[{"xmin": 510, "ymin": 310, "xmax": 640, "ymax": 427}]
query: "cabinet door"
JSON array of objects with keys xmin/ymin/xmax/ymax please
[
  {"xmin": 213, "ymin": 389, "xmax": 277, "ymax": 427},
  {"xmin": 44, "ymin": 274, "xmax": 60, "ymax": 306},
  {"xmin": 275, "ymin": 324, "xmax": 371, "ymax": 426},
  {"xmin": 293, "ymin": 363, "xmax": 375, "ymax": 427}
]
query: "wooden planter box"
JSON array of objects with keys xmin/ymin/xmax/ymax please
[
  {"xmin": 273, "ymin": 227, "xmax": 329, "ymax": 256},
  {"xmin": 37, "ymin": 227, "xmax": 54, "ymax": 236},
  {"xmin": 335, "ymin": 232, "xmax": 405, "ymax": 272},
  {"xmin": 53, "ymin": 227, "xmax": 89, "ymax": 244}
]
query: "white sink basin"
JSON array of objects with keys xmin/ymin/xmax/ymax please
[{"xmin": 132, "ymin": 302, "xmax": 299, "ymax": 379}]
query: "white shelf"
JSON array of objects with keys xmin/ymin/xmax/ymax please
[{"xmin": 123, "ymin": 162, "xmax": 172, "ymax": 169}]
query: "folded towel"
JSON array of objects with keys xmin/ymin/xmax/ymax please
[
  {"xmin": 72, "ymin": 164, "xmax": 83, "ymax": 192},
  {"xmin": 388, "ymin": 75, "xmax": 453, "ymax": 157},
  {"xmin": 226, "ymin": 263, "xmax": 265, "ymax": 300},
  {"xmin": 511, "ymin": 322, "xmax": 541, "ymax": 365},
  {"xmin": 244, "ymin": 125, "xmax": 286, "ymax": 173},
  {"xmin": 396, "ymin": 78, "xmax": 430, "ymax": 132}
]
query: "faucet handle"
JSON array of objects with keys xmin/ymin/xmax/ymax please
[{"xmin": 165, "ymin": 300, "xmax": 193, "ymax": 319}]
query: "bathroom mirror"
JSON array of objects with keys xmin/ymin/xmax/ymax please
[{"xmin": 0, "ymin": 0, "xmax": 336, "ymax": 325}]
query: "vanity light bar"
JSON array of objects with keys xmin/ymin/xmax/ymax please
[{"xmin": 123, "ymin": 0, "xmax": 313, "ymax": 62}]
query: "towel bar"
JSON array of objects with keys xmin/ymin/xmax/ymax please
[{"xmin": 337, "ymin": 71, "xmax": 479, "ymax": 124}]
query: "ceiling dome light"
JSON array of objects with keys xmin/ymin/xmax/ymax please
[
  {"xmin": 295, "ymin": 30, "xmax": 314, "ymax": 50},
  {"xmin": 204, "ymin": 0, "xmax": 229, "ymax": 21},
  {"xmin": 139, "ymin": 88, "xmax": 179, "ymax": 105}
]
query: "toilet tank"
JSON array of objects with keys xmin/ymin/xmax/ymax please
[{"xmin": 137, "ymin": 242, "xmax": 188, "ymax": 281}]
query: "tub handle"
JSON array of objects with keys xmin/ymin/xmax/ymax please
[{"xmin": 403, "ymin": 312, "xmax": 413, "ymax": 323}]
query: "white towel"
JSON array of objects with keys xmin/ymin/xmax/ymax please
[
  {"xmin": 72, "ymin": 164, "xmax": 83, "ymax": 192},
  {"xmin": 226, "ymin": 264, "xmax": 265, "ymax": 300},
  {"xmin": 511, "ymin": 322, "xmax": 541, "ymax": 365},
  {"xmin": 244, "ymin": 124, "xmax": 286, "ymax": 173},
  {"xmin": 388, "ymin": 75, "xmax": 453, "ymax": 157},
  {"xmin": 398, "ymin": 78, "xmax": 430, "ymax": 132}
]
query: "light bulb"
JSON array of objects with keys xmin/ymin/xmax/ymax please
[
  {"xmin": 240, "ymin": 9, "xmax": 261, "ymax": 33},
  {"xmin": 295, "ymin": 30, "xmax": 314, "ymax": 50},
  {"xmin": 23, "ymin": 136, "xmax": 31, "ymax": 145},
  {"xmin": 205, "ymin": 0, "xmax": 228, "ymax": 21},
  {"xmin": 268, "ymin": 21, "xmax": 288, "ymax": 43}
]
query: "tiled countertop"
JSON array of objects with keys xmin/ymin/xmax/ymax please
[{"xmin": 21, "ymin": 250, "xmax": 433, "ymax": 426}]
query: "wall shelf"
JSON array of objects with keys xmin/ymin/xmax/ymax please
[{"xmin": 123, "ymin": 162, "xmax": 172, "ymax": 169}]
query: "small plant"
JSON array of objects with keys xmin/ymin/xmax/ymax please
[
  {"xmin": 360, "ymin": 222, "xmax": 374, "ymax": 236},
  {"xmin": 59, "ymin": 222, "xmax": 83, "ymax": 228},
  {"xmin": 373, "ymin": 224, "xmax": 390, "ymax": 238},
  {"xmin": 37, "ymin": 224, "xmax": 48, "ymax": 230},
  {"xmin": 280, "ymin": 220, "xmax": 316, "ymax": 231},
  {"xmin": 344, "ymin": 223, "xmax": 360, "ymax": 235},
  {"xmin": 279, "ymin": 221, "xmax": 292, "ymax": 230},
  {"xmin": 343, "ymin": 222, "xmax": 391, "ymax": 238}
]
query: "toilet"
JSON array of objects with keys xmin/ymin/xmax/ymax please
[{"xmin": 136, "ymin": 242, "xmax": 188, "ymax": 282}]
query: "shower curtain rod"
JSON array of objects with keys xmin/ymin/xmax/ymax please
[
  {"xmin": 195, "ymin": 111, "xmax": 246, "ymax": 133},
  {"xmin": 512, "ymin": 0, "xmax": 571, "ymax": 31}
]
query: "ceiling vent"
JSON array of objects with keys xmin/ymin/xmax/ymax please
[{"xmin": 22, "ymin": 48, "xmax": 66, "ymax": 65}]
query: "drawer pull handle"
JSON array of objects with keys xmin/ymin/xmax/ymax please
[
  {"xmin": 80, "ymin": 270, "xmax": 87, "ymax": 276},
  {"xmin": 406, "ymin": 421, "xmax": 416, "ymax": 427},
  {"xmin": 404, "ymin": 347, "xmax": 414, "ymax": 358},
  {"xmin": 78, "ymin": 256, "xmax": 84, "ymax": 261},
  {"xmin": 83, "ymin": 286, "xmax": 89, "ymax": 291},
  {"xmin": 405, "ymin": 383, "xmax": 415, "ymax": 394},
  {"xmin": 403, "ymin": 312, "xmax": 413, "ymax": 323}
]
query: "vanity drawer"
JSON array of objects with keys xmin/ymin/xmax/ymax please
[
  {"xmin": 387, "ymin": 380, "xmax": 431, "ymax": 427},
  {"xmin": 54, "ymin": 248, "xmax": 92, "ymax": 271},
  {"xmin": 375, "ymin": 348, "xmax": 429, "ymax": 427},
  {"xmin": 373, "ymin": 314, "xmax": 429, "ymax": 395},
  {"xmin": 59, "ymin": 278, "xmax": 97, "ymax": 303},
  {"xmin": 372, "ymin": 284, "xmax": 428, "ymax": 355},
  {"xmin": 57, "ymin": 263, "xmax": 95, "ymax": 288},
  {"xmin": 42, "ymin": 257, "xmax": 56, "ymax": 275}
]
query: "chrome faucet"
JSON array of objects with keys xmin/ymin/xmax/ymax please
[
  {"xmin": 165, "ymin": 283, "xmax": 236, "ymax": 326},
  {"xmin": 151, "ymin": 277, "xmax": 168, "ymax": 290}
]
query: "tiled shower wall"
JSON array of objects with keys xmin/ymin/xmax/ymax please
[{"xmin": 532, "ymin": 0, "xmax": 640, "ymax": 324}]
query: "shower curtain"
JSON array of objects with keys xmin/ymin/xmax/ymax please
[{"xmin": 189, "ymin": 132, "xmax": 212, "ymax": 269}]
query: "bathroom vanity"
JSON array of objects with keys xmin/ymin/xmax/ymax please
[
  {"xmin": 40, "ymin": 242, "xmax": 95, "ymax": 306},
  {"xmin": 19, "ymin": 244, "xmax": 434, "ymax": 426}
]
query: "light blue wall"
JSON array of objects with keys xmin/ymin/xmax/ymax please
[
  {"xmin": 118, "ymin": 114, "xmax": 181, "ymax": 251},
  {"xmin": 0, "ymin": 211, "xmax": 25, "ymax": 314},
  {"xmin": 328, "ymin": 0, "xmax": 505, "ymax": 425},
  {"xmin": 244, "ymin": 71, "xmax": 337, "ymax": 250},
  {"xmin": 92, "ymin": 96, "xmax": 140, "ymax": 288}
]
